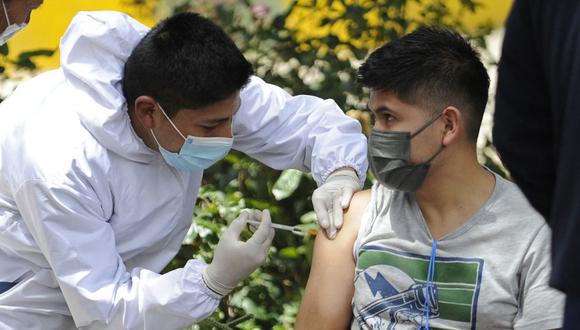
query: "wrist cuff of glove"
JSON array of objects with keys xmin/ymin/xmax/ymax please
[
  {"xmin": 202, "ymin": 266, "xmax": 236, "ymax": 297},
  {"xmin": 327, "ymin": 169, "xmax": 361, "ymax": 186}
]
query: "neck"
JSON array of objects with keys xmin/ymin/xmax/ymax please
[{"xmin": 415, "ymin": 148, "xmax": 495, "ymax": 240}]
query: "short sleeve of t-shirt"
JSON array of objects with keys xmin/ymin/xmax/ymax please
[{"xmin": 513, "ymin": 223, "xmax": 564, "ymax": 329}]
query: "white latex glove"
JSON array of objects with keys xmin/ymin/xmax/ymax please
[
  {"xmin": 312, "ymin": 169, "xmax": 362, "ymax": 239},
  {"xmin": 243, "ymin": 208, "xmax": 263, "ymax": 233},
  {"xmin": 202, "ymin": 210, "xmax": 275, "ymax": 296}
]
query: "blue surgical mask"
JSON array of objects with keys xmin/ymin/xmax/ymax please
[{"xmin": 150, "ymin": 103, "xmax": 233, "ymax": 171}]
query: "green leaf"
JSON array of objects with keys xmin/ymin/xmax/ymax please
[
  {"xmin": 271, "ymin": 169, "xmax": 303, "ymax": 200},
  {"xmin": 0, "ymin": 43, "xmax": 8, "ymax": 56},
  {"xmin": 195, "ymin": 317, "xmax": 237, "ymax": 330},
  {"xmin": 14, "ymin": 49, "xmax": 55, "ymax": 70},
  {"xmin": 300, "ymin": 211, "xmax": 317, "ymax": 224},
  {"xmin": 226, "ymin": 314, "xmax": 254, "ymax": 327},
  {"xmin": 279, "ymin": 247, "xmax": 300, "ymax": 259},
  {"xmin": 16, "ymin": 49, "xmax": 54, "ymax": 58}
]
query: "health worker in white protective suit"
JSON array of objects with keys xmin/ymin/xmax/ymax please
[{"xmin": 0, "ymin": 10, "xmax": 368, "ymax": 330}]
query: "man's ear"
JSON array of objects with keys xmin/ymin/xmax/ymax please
[
  {"xmin": 133, "ymin": 96, "xmax": 160, "ymax": 129},
  {"xmin": 441, "ymin": 106, "xmax": 462, "ymax": 147}
]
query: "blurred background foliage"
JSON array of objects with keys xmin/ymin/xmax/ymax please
[{"xmin": 1, "ymin": 0, "xmax": 512, "ymax": 329}]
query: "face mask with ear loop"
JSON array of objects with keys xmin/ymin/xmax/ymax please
[
  {"xmin": 150, "ymin": 103, "xmax": 234, "ymax": 172},
  {"xmin": 368, "ymin": 112, "xmax": 446, "ymax": 192},
  {"xmin": 0, "ymin": 0, "xmax": 27, "ymax": 45}
]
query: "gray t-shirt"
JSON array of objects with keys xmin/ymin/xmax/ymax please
[{"xmin": 352, "ymin": 172, "xmax": 564, "ymax": 329}]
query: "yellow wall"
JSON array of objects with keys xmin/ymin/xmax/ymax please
[{"xmin": 6, "ymin": 0, "xmax": 155, "ymax": 70}]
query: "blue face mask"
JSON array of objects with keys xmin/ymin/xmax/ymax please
[{"xmin": 150, "ymin": 103, "xmax": 233, "ymax": 172}]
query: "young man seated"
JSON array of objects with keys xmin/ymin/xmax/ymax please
[{"xmin": 296, "ymin": 27, "xmax": 564, "ymax": 329}]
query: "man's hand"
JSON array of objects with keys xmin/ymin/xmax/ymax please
[
  {"xmin": 202, "ymin": 210, "xmax": 275, "ymax": 296},
  {"xmin": 312, "ymin": 169, "xmax": 361, "ymax": 239}
]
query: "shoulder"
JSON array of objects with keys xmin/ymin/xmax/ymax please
[
  {"xmin": 1, "ymin": 120, "xmax": 108, "ymax": 191},
  {"xmin": 493, "ymin": 175, "xmax": 544, "ymax": 219},
  {"xmin": 346, "ymin": 189, "xmax": 372, "ymax": 217},
  {"xmin": 240, "ymin": 75, "xmax": 286, "ymax": 100},
  {"xmin": 312, "ymin": 189, "xmax": 372, "ymax": 253},
  {"xmin": 487, "ymin": 174, "xmax": 549, "ymax": 236},
  {"xmin": 342, "ymin": 189, "xmax": 372, "ymax": 236}
]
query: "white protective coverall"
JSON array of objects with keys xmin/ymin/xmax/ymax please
[{"xmin": 0, "ymin": 11, "xmax": 367, "ymax": 330}]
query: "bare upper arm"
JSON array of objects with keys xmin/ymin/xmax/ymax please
[{"xmin": 296, "ymin": 189, "xmax": 371, "ymax": 330}]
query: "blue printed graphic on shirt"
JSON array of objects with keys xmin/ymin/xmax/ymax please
[{"xmin": 353, "ymin": 245, "xmax": 484, "ymax": 330}]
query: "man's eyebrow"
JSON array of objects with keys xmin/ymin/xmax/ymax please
[
  {"xmin": 366, "ymin": 104, "xmax": 396, "ymax": 114},
  {"xmin": 202, "ymin": 117, "xmax": 230, "ymax": 124},
  {"xmin": 201, "ymin": 102, "xmax": 241, "ymax": 124}
]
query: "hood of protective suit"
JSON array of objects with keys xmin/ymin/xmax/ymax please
[{"xmin": 60, "ymin": 11, "xmax": 154, "ymax": 163}]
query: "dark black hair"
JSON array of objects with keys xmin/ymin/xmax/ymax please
[
  {"xmin": 122, "ymin": 12, "xmax": 254, "ymax": 117},
  {"xmin": 358, "ymin": 26, "xmax": 490, "ymax": 141}
]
